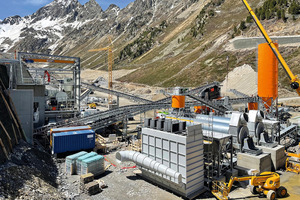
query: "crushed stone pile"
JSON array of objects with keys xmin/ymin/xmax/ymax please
[
  {"xmin": 221, "ymin": 64, "xmax": 257, "ymax": 97},
  {"xmin": 0, "ymin": 140, "xmax": 65, "ymax": 200}
]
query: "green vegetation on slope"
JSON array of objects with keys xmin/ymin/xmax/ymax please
[
  {"xmin": 190, "ymin": 0, "xmax": 225, "ymax": 38},
  {"xmin": 119, "ymin": 20, "xmax": 168, "ymax": 61}
]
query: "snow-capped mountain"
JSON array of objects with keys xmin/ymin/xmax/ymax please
[
  {"xmin": 0, "ymin": 0, "xmax": 187, "ymax": 54},
  {"xmin": 0, "ymin": 0, "xmax": 106, "ymax": 53},
  {"xmin": 1, "ymin": 0, "xmax": 299, "ymax": 89}
]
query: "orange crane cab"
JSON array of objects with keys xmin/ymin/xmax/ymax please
[{"xmin": 212, "ymin": 172, "xmax": 287, "ymax": 200}]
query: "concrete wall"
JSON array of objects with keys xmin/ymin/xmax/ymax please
[
  {"xmin": 237, "ymin": 153, "xmax": 271, "ymax": 173},
  {"xmin": 10, "ymin": 89, "xmax": 33, "ymax": 144},
  {"xmin": 260, "ymin": 145, "xmax": 286, "ymax": 171}
]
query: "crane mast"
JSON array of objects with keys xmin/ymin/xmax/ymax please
[
  {"xmin": 89, "ymin": 36, "xmax": 114, "ymax": 104},
  {"xmin": 242, "ymin": 0, "xmax": 300, "ymax": 96}
]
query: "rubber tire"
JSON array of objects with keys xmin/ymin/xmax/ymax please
[
  {"xmin": 277, "ymin": 186, "xmax": 287, "ymax": 198},
  {"xmin": 250, "ymin": 185, "xmax": 258, "ymax": 194},
  {"xmin": 267, "ymin": 190, "xmax": 276, "ymax": 200}
]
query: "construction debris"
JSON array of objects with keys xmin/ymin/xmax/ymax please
[{"xmin": 95, "ymin": 179, "xmax": 107, "ymax": 189}]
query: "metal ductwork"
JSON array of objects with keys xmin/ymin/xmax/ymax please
[
  {"xmin": 116, "ymin": 151, "xmax": 182, "ymax": 184},
  {"xmin": 166, "ymin": 113, "xmax": 250, "ymax": 144},
  {"xmin": 196, "ymin": 114, "xmax": 230, "ymax": 124}
]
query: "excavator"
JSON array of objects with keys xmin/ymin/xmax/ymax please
[
  {"xmin": 212, "ymin": 171, "xmax": 287, "ymax": 200},
  {"xmin": 241, "ymin": 0, "xmax": 300, "ymax": 96}
]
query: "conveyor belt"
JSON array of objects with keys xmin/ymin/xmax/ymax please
[
  {"xmin": 82, "ymin": 82, "xmax": 153, "ymax": 103},
  {"xmin": 186, "ymin": 94, "xmax": 227, "ymax": 113},
  {"xmin": 34, "ymin": 82, "xmax": 222, "ymax": 135},
  {"xmin": 229, "ymin": 89, "xmax": 250, "ymax": 98},
  {"xmin": 214, "ymin": 96, "xmax": 260, "ymax": 105},
  {"xmin": 80, "ymin": 89, "xmax": 92, "ymax": 101}
]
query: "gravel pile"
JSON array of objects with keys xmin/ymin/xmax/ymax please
[{"xmin": 0, "ymin": 140, "xmax": 65, "ymax": 199}]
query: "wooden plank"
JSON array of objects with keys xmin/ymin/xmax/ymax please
[
  {"xmin": 0, "ymin": 121, "xmax": 13, "ymax": 151},
  {"xmin": 12, "ymin": 124, "xmax": 19, "ymax": 144},
  {"xmin": 7, "ymin": 89, "xmax": 22, "ymax": 128},
  {"xmin": 0, "ymin": 82, "xmax": 24, "ymax": 139},
  {"xmin": 0, "ymin": 89, "xmax": 19, "ymax": 129},
  {"xmin": 0, "ymin": 138, "xmax": 8, "ymax": 159}
]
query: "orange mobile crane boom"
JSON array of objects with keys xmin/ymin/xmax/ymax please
[
  {"xmin": 242, "ymin": 0, "xmax": 300, "ymax": 96},
  {"xmin": 89, "ymin": 36, "xmax": 114, "ymax": 104}
]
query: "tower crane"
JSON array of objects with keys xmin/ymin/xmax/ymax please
[
  {"xmin": 241, "ymin": 0, "xmax": 300, "ymax": 96},
  {"xmin": 89, "ymin": 36, "xmax": 114, "ymax": 104}
]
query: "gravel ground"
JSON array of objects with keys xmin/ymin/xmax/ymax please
[{"xmin": 1, "ymin": 140, "xmax": 299, "ymax": 200}]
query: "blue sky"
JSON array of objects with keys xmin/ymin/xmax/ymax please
[{"xmin": 0, "ymin": 0, "xmax": 134, "ymax": 20}]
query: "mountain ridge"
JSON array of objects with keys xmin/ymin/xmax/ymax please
[{"xmin": 0, "ymin": 0, "xmax": 299, "ymax": 91}]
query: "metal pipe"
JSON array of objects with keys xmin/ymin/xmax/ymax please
[
  {"xmin": 201, "ymin": 122, "xmax": 229, "ymax": 133},
  {"xmin": 167, "ymin": 116, "xmax": 230, "ymax": 133},
  {"xmin": 196, "ymin": 114, "xmax": 230, "ymax": 124},
  {"xmin": 116, "ymin": 151, "xmax": 182, "ymax": 184}
]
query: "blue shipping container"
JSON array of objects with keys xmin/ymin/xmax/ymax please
[
  {"xmin": 51, "ymin": 126, "xmax": 91, "ymax": 133},
  {"xmin": 52, "ymin": 129, "xmax": 95, "ymax": 154}
]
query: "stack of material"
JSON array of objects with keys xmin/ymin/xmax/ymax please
[
  {"xmin": 94, "ymin": 134, "xmax": 107, "ymax": 153},
  {"xmin": 129, "ymin": 139, "xmax": 142, "ymax": 152},
  {"xmin": 81, "ymin": 155, "xmax": 105, "ymax": 176},
  {"xmin": 84, "ymin": 181, "xmax": 100, "ymax": 195},
  {"xmin": 80, "ymin": 173, "xmax": 94, "ymax": 191},
  {"xmin": 79, "ymin": 173, "xmax": 101, "ymax": 195},
  {"xmin": 76, "ymin": 152, "xmax": 98, "ymax": 175},
  {"xmin": 65, "ymin": 151, "xmax": 87, "ymax": 175}
]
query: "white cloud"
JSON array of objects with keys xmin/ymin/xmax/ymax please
[{"xmin": 24, "ymin": 0, "xmax": 50, "ymax": 6}]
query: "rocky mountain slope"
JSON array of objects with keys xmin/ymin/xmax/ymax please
[{"xmin": 0, "ymin": 0, "xmax": 300, "ymax": 91}]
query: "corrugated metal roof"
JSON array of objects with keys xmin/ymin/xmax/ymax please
[
  {"xmin": 54, "ymin": 129, "xmax": 95, "ymax": 137},
  {"xmin": 66, "ymin": 151, "xmax": 87, "ymax": 160},
  {"xmin": 51, "ymin": 126, "xmax": 91, "ymax": 133},
  {"xmin": 82, "ymin": 155, "xmax": 104, "ymax": 164}
]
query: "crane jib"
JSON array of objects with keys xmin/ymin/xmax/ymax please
[{"xmin": 242, "ymin": 0, "xmax": 300, "ymax": 94}]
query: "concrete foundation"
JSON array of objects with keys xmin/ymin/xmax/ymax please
[
  {"xmin": 259, "ymin": 145, "xmax": 286, "ymax": 171},
  {"xmin": 237, "ymin": 153, "xmax": 271, "ymax": 173}
]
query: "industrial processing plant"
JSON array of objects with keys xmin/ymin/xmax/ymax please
[{"xmin": 0, "ymin": 0, "xmax": 300, "ymax": 200}]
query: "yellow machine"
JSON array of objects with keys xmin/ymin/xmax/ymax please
[
  {"xmin": 212, "ymin": 172, "xmax": 287, "ymax": 200},
  {"xmin": 88, "ymin": 103, "xmax": 97, "ymax": 109},
  {"xmin": 242, "ymin": 0, "xmax": 300, "ymax": 96},
  {"xmin": 285, "ymin": 143, "xmax": 300, "ymax": 174}
]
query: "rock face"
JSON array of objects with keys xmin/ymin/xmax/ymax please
[{"xmin": 0, "ymin": 0, "xmax": 187, "ymax": 54}]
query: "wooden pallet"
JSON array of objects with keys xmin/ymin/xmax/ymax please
[
  {"xmin": 129, "ymin": 139, "xmax": 142, "ymax": 152},
  {"xmin": 94, "ymin": 134, "xmax": 107, "ymax": 153}
]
